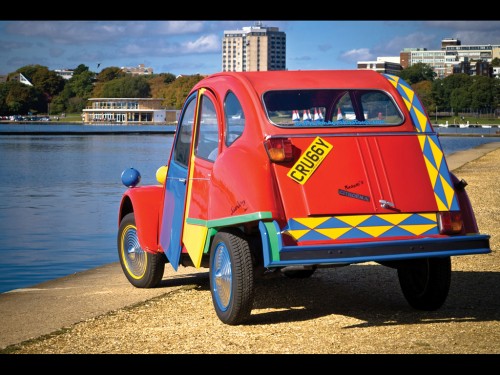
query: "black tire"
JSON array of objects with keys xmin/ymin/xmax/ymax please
[
  {"xmin": 397, "ymin": 257, "xmax": 451, "ymax": 310},
  {"xmin": 209, "ymin": 228, "xmax": 255, "ymax": 325},
  {"xmin": 117, "ymin": 212, "xmax": 165, "ymax": 288},
  {"xmin": 283, "ymin": 266, "xmax": 317, "ymax": 279}
]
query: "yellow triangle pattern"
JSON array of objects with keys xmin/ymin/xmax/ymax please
[
  {"xmin": 388, "ymin": 77, "xmax": 398, "ymax": 88},
  {"xmin": 429, "ymin": 137, "xmax": 443, "ymax": 170},
  {"xmin": 294, "ymin": 217, "xmax": 330, "ymax": 229},
  {"xmin": 336, "ymin": 215, "xmax": 371, "ymax": 227},
  {"xmin": 400, "ymin": 224, "xmax": 438, "ymax": 236},
  {"xmin": 379, "ymin": 213, "xmax": 412, "ymax": 225},
  {"xmin": 401, "ymin": 85, "xmax": 415, "ymax": 104},
  {"xmin": 434, "ymin": 192, "xmax": 448, "ymax": 211},
  {"xmin": 417, "ymin": 134, "xmax": 427, "ymax": 150},
  {"xmin": 424, "ymin": 156, "xmax": 439, "ymax": 187},
  {"xmin": 286, "ymin": 229, "xmax": 310, "ymax": 240},
  {"xmin": 316, "ymin": 227, "xmax": 352, "ymax": 240},
  {"xmin": 419, "ymin": 213, "xmax": 437, "ymax": 222},
  {"xmin": 402, "ymin": 96, "xmax": 413, "ymax": 111},
  {"xmin": 440, "ymin": 175, "xmax": 455, "ymax": 209},
  {"xmin": 357, "ymin": 226, "xmax": 393, "ymax": 237},
  {"xmin": 413, "ymin": 106, "xmax": 428, "ymax": 133},
  {"xmin": 183, "ymin": 223, "xmax": 207, "ymax": 268}
]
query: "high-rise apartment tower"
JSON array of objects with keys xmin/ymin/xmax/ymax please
[{"xmin": 222, "ymin": 22, "xmax": 286, "ymax": 72}]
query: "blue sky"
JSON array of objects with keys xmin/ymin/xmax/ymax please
[{"xmin": 0, "ymin": 20, "xmax": 499, "ymax": 76}]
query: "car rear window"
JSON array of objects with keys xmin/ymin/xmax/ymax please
[{"xmin": 263, "ymin": 89, "xmax": 403, "ymax": 127}]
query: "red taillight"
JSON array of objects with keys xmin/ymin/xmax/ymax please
[
  {"xmin": 264, "ymin": 138, "xmax": 293, "ymax": 162},
  {"xmin": 438, "ymin": 211, "xmax": 464, "ymax": 234}
]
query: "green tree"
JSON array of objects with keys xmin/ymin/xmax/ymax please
[
  {"xmin": 159, "ymin": 74, "xmax": 204, "ymax": 109},
  {"xmin": 73, "ymin": 64, "xmax": 89, "ymax": 76},
  {"xmin": 99, "ymin": 75, "xmax": 151, "ymax": 98},
  {"xmin": 412, "ymin": 80, "xmax": 435, "ymax": 111},
  {"xmin": 491, "ymin": 57, "xmax": 500, "ymax": 67},
  {"xmin": 469, "ymin": 75, "xmax": 499, "ymax": 112},
  {"xmin": 432, "ymin": 74, "xmax": 471, "ymax": 113},
  {"xmin": 95, "ymin": 67, "xmax": 125, "ymax": 83},
  {"xmin": 398, "ymin": 63, "xmax": 436, "ymax": 85},
  {"xmin": 0, "ymin": 80, "xmax": 44, "ymax": 115},
  {"xmin": 450, "ymin": 87, "xmax": 471, "ymax": 112}
]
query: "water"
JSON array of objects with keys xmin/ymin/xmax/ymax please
[
  {"xmin": 0, "ymin": 131, "xmax": 498, "ymax": 294},
  {"xmin": 0, "ymin": 134, "xmax": 173, "ymax": 293}
]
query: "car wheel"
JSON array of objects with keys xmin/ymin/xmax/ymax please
[
  {"xmin": 118, "ymin": 212, "xmax": 165, "ymax": 288},
  {"xmin": 282, "ymin": 266, "xmax": 317, "ymax": 279},
  {"xmin": 397, "ymin": 257, "xmax": 451, "ymax": 310},
  {"xmin": 209, "ymin": 228, "xmax": 255, "ymax": 325}
]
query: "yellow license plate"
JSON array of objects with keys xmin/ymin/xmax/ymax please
[{"xmin": 287, "ymin": 136, "xmax": 333, "ymax": 184}]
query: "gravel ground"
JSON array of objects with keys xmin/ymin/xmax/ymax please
[{"xmin": 9, "ymin": 148, "xmax": 500, "ymax": 354}]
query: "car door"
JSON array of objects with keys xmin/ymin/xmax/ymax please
[
  {"xmin": 159, "ymin": 92, "xmax": 198, "ymax": 270},
  {"xmin": 159, "ymin": 89, "xmax": 221, "ymax": 270}
]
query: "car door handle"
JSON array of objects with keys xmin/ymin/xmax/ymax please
[{"xmin": 179, "ymin": 178, "xmax": 186, "ymax": 184}]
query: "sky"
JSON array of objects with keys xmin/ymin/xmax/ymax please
[{"xmin": 0, "ymin": 20, "xmax": 499, "ymax": 77}]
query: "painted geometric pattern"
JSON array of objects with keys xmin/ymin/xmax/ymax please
[
  {"xmin": 284, "ymin": 213, "xmax": 439, "ymax": 241},
  {"xmin": 417, "ymin": 134, "xmax": 459, "ymax": 211},
  {"xmin": 383, "ymin": 74, "xmax": 431, "ymax": 133}
]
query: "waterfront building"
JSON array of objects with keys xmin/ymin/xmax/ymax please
[
  {"xmin": 400, "ymin": 39, "xmax": 500, "ymax": 79},
  {"xmin": 222, "ymin": 21, "xmax": 286, "ymax": 72},
  {"xmin": 55, "ymin": 69, "xmax": 74, "ymax": 80},
  {"xmin": 120, "ymin": 64, "xmax": 153, "ymax": 76},
  {"xmin": 82, "ymin": 98, "xmax": 179, "ymax": 124}
]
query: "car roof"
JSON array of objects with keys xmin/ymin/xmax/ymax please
[{"xmin": 198, "ymin": 70, "xmax": 394, "ymax": 95}]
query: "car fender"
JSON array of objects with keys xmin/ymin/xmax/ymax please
[{"xmin": 119, "ymin": 185, "xmax": 164, "ymax": 253}]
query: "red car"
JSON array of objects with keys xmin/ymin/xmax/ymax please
[{"xmin": 118, "ymin": 70, "xmax": 491, "ymax": 325}]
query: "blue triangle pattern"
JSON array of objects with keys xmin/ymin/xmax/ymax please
[{"xmin": 316, "ymin": 216, "xmax": 351, "ymax": 229}]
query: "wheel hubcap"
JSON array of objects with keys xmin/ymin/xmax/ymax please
[
  {"xmin": 122, "ymin": 225, "xmax": 146, "ymax": 279},
  {"xmin": 212, "ymin": 242, "xmax": 232, "ymax": 311}
]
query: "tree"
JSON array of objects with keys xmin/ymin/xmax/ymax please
[
  {"xmin": 95, "ymin": 67, "xmax": 125, "ymax": 83},
  {"xmin": 432, "ymin": 74, "xmax": 471, "ymax": 113},
  {"xmin": 450, "ymin": 87, "xmax": 471, "ymax": 112},
  {"xmin": 158, "ymin": 74, "xmax": 204, "ymax": 109},
  {"xmin": 0, "ymin": 80, "xmax": 44, "ymax": 115},
  {"xmin": 73, "ymin": 64, "xmax": 90, "ymax": 76},
  {"xmin": 491, "ymin": 57, "xmax": 500, "ymax": 67},
  {"xmin": 469, "ymin": 75, "xmax": 499, "ymax": 112},
  {"xmin": 412, "ymin": 80, "xmax": 435, "ymax": 111},
  {"xmin": 398, "ymin": 63, "xmax": 436, "ymax": 85},
  {"xmin": 99, "ymin": 75, "xmax": 151, "ymax": 98}
]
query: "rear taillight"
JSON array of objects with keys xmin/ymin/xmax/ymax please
[
  {"xmin": 264, "ymin": 137, "xmax": 293, "ymax": 162},
  {"xmin": 438, "ymin": 211, "xmax": 464, "ymax": 234}
]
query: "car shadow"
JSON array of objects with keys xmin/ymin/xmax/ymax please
[{"xmin": 244, "ymin": 264, "xmax": 500, "ymax": 327}]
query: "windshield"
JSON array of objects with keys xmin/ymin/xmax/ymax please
[{"xmin": 263, "ymin": 89, "xmax": 404, "ymax": 127}]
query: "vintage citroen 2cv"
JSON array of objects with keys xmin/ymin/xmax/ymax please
[{"xmin": 117, "ymin": 70, "xmax": 491, "ymax": 325}]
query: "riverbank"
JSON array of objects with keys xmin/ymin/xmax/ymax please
[{"xmin": 1, "ymin": 142, "xmax": 499, "ymax": 354}]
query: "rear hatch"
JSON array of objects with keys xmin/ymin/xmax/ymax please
[{"xmin": 269, "ymin": 133, "xmax": 447, "ymax": 242}]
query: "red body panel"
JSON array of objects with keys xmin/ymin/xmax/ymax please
[{"xmin": 120, "ymin": 185, "xmax": 163, "ymax": 253}]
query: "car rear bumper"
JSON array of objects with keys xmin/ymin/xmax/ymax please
[{"xmin": 259, "ymin": 221, "xmax": 491, "ymax": 267}]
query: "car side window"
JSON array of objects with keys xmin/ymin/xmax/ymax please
[
  {"xmin": 173, "ymin": 95, "xmax": 196, "ymax": 167},
  {"xmin": 224, "ymin": 92, "xmax": 245, "ymax": 146},
  {"xmin": 195, "ymin": 96, "xmax": 219, "ymax": 161}
]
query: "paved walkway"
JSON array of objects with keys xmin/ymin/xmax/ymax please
[{"xmin": 1, "ymin": 141, "xmax": 499, "ymax": 350}]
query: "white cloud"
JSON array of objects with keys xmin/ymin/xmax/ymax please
[
  {"xmin": 340, "ymin": 48, "xmax": 373, "ymax": 62},
  {"xmin": 183, "ymin": 34, "xmax": 220, "ymax": 53}
]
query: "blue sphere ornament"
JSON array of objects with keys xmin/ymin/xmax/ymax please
[{"xmin": 121, "ymin": 168, "xmax": 141, "ymax": 187}]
